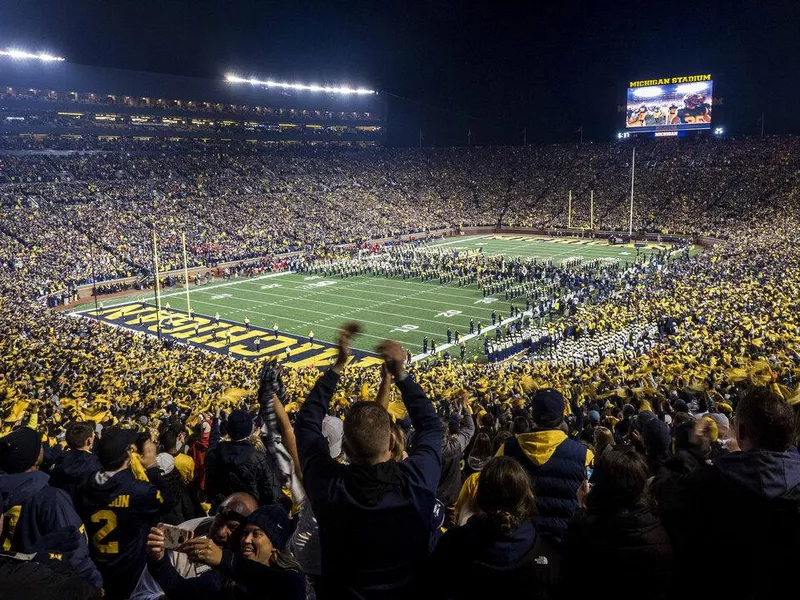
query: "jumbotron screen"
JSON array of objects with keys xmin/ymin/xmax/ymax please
[{"xmin": 626, "ymin": 74, "xmax": 713, "ymax": 132}]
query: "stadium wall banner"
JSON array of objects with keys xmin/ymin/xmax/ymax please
[
  {"xmin": 625, "ymin": 74, "xmax": 712, "ymax": 133},
  {"xmin": 79, "ymin": 302, "xmax": 382, "ymax": 368}
]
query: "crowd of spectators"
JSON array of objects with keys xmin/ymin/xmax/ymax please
[
  {"xmin": 2, "ymin": 322, "xmax": 799, "ymax": 599},
  {"xmin": 1, "ymin": 136, "xmax": 797, "ymax": 300},
  {"xmin": 1, "ymin": 134, "xmax": 800, "ymax": 598}
]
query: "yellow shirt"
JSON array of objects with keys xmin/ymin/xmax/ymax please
[{"xmin": 173, "ymin": 453, "xmax": 196, "ymax": 486}]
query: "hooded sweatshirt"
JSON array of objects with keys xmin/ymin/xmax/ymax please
[
  {"xmin": 50, "ymin": 449, "xmax": 103, "ymax": 509},
  {"xmin": 430, "ymin": 515, "xmax": 559, "ymax": 600},
  {"xmin": 675, "ymin": 447, "xmax": 800, "ymax": 600},
  {"xmin": 0, "ymin": 469, "xmax": 102, "ymax": 588},
  {"xmin": 564, "ymin": 503, "xmax": 672, "ymax": 599},
  {"xmin": 296, "ymin": 369, "xmax": 443, "ymax": 600}
]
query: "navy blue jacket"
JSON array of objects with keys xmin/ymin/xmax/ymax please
[
  {"xmin": 205, "ymin": 439, "xmax": 283, "ymax": 511},
  {"xmin": 50, "ymin": 449, "xmax": 102, "ymax": 509},
  {"xmin": 503, "ymin": 433, "xmax": 587, "ymax": 540},
  {"xmin": 666, "ymin": 447, "xmax": 800, "ymax": 600},
  {"xmin": 430, "ymin": 515, "xmax": 559, "ymax": 600},
  {"xmin": 296, "ymin": 369, "xmax": 443, "ymax": 600},
  {"xmin": 0, "ymin": 469, "xmax": 103, "ymax": 589},
  {"xmin": 78, "ymin": 467, "xmax": 171, "ymax": 600},
  {"xmin": 0, "ymin": 552, "xmax": 102, "ymax": 600},
  {"xmin": 148, "ymin": 548, "xmax": 305, "ymax": 600},
  {"xmin": 564, "ymin": 504, "xmax": 672, "ymax": 599}
]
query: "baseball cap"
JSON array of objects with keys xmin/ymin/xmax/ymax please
[{"xmin": 322, "ymin": 415, "xmax": 344, "ymax": 458}]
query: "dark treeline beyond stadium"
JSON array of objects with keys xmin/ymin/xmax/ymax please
[{"xmin": 1, "ymin": 99, "xmax": 800, "ymax": 600}]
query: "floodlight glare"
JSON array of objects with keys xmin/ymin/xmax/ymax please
[
  {"xmin": 676, "ymin": 82, "xmax": 709, "ymax": 94},
  {"xmin": 632, "ymin": 86, "xmax": 662, "ymax": 99},
  {"xmin": 0, "ymin": 48, "xmax": 66, "ymax": 62},
  {"xmin": 225, "ymin": 73, "xmax": 375, "ymax": 95}
]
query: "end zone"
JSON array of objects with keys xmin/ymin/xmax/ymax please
[{"xmin": 79, "ymin": 301, "xmax": 382, "ymax": 368}]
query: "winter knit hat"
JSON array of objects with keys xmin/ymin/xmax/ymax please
[
  {"xmin": 673, "ymin": 399, "xmax": 689, "ymax": 413},
  {"xmin": 227, "ymin": 410, "xmax": 254, "ymax": 441},
  {"xmin": 246, "ymin": 504, "xmax": 292, "ymax": 550},
  {"xmin": 531, "ymin": 389, "xmax": 565, "ymax": 424},
  {"xmin": 96, "ymin": 427, "xmax": 139, "ymax": 470},
  {"xmin": 0, "ymin": 427, "xmax": 41, "ymax": 474}
]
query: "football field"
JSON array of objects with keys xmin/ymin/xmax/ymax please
[{"xmin": 75, "ymin": 234, "xmax": 684, "ymax": 364}]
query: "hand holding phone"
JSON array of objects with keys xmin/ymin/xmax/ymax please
[{"xmin": 161, "ymin": 524, "xmax": 194, "ymax": 551}]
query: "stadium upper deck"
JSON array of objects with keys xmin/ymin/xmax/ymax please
[{"xmin": 0, "ymin": 59, "xmax": 386, "ymax": 145}]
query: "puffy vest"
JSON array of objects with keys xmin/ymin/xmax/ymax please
[{"xmin": 504, "ymin": 434, "xmax": 587, "ymax": 540}]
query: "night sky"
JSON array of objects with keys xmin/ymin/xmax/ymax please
[{"xmin": 1, "ymin": 0, "xmax": 798, "ymax": 146}]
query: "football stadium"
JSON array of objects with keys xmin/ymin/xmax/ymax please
[
  {"xmin": 76, "ymin": 234, "xmax": 685, "ymax": 366},
  {"xmin": 1, "ymin": 3, "xmax": 799, "ymax": 599}
]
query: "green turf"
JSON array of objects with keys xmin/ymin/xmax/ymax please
[{"xmin": 78, "ymin": 234, "xmax": 687, "ymax": 354}]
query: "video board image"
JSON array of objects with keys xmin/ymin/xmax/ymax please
[{"xmin": 626, "ymin": 79, "xmax": 713, "ymax": 132}]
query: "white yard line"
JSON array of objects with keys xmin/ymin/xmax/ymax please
[
  {"xmin": 234, "ymin": 278, "xmax": 496, "ymax": 318},
  {"xmin": 75, "ymin": 270, "xmax": 296, "ymax": 312},
  {"xmin": 427, "ymin": 234, "xmax": 492, "ymax": 248},
  {"xmin": 231, "ymin": 286, "xmax": 496, "ymax": 327},
  {"xmin": 409, "ymin": 311, "xmax": 531, "ymax": 363},
  {"xmin": 184, "ymin": 296, "xmax": 446, "ymax": 339},
  {"xmin": 211, "ymin": 279, "xmax": 482, "ymax": 330}
]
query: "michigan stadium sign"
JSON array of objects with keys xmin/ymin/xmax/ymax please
[
  {"xmin": 628, "ymin": 74, "xmax": 711, "ymax": 88},
  {"xmin": 625, "ymin": 74, "xmax": 713, "ymax": 133}
]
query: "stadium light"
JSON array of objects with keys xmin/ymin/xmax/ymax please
[
  {"xmin": 225, "ymin": 73, "xmax": 376, "ymax": 95},
  {"xmin": 0, "ymin": 48, "xmax": 66, "ymax": 62},
  {"xmin": 676, "ymin": 82, "xmax": 710, "ymax": 94},
  {"xmin": 632, "ymin": 86, "xmax": 662, "ymax": 99}
]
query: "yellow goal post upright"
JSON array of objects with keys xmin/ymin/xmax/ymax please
[
  {"xmin": 181, "ymin": 232, "xmax": 192, "ymax": 319},
  {"xmin": 152, "ymin": 228, "xmax": 163, "ymax": 340},
  {"xmin": 568, "ymin": 189, "xmax": 572, "ymax": 229}
]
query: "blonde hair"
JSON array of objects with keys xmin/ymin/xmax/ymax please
[
  {"xmin": 390, "ymin": 421, "xmax": 406, "ymax": 461},
  {"xmin": 594, "ymin": 426, "xmax": 614, "ymax": 454}
]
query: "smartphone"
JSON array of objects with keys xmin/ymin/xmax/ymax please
[{"xmin": 161, "ymin": 524, "xmax": 194, "ymax": 551}]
